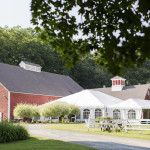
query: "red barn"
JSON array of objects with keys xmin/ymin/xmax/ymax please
[{"xmin": 0, "ymin": 61, "xmax": 83, "ymax": 121}]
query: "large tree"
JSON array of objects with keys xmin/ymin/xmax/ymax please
[
  {"xmin": 0, "ymin": 26, "xmax": 113, "ymax": 88},
  {"xmin": 31, "ymin": 0, "xmax": 150, "ymax": 74}
]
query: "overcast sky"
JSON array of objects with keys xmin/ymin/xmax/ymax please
[{"xmin": 0, "ymin": 0, "xmax": 33, "ymax": 28}]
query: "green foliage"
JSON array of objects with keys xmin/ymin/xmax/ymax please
[
  {"xmin": 39, "ymin": 103, "xmax": 80, "ymax": 119},
  {"xmin": 0, "ymin": 121, "xmax": 29, "ymax": 143},
  {"xmin": 13, "ymin": 103, "xmax": 39, "ymax": 119},
  {"xmin": 14, "ymin": 103, "xmax": 33, "ymax": 118},
  {"xmin": 60, "ymin": 104, "xmax": 70, "ymax": 117},
  {"xmin": 48, "ymin": 103, "xmax": 63, "ymax": 118},
  {"xmin": 68, "ymin": 105, "xmax": 80, "ymax": 116},
  {"xmin": 32, "ymin": 105, "xmax": 40, "ymax": 118},
  {"xmin": 39, "ymin": 105, "xmax": 52, "ymax": 118},
  {"xmin": 96, "ymin": 117, "xmax": 113, "ymax": 120},
  {"xmin": 1, "ymin": 26, "xmax": 150, "ymax": 88},
  {"xmin": 39, "ymin": 103, "xmax": 64, "ymax": 118},
  {"xmin": 31, "ymin": 0, "xmax": 150, "ymax": 74}
]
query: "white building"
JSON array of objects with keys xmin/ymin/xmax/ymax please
[
  {"xmin": 39, "ymin": 76, "xmax": 150, "ymax": 122},
  {"xmin": 39, "ymin": 90, "xmax": 123, "ymax": 122},
  {"xmin": 109, "ymin": 98, "xmax": 150, "ymax": 120}
]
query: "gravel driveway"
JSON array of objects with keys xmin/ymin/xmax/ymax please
[{"xmin": 28, "ymin": 124, "xmax": 150, "ymax": 150}]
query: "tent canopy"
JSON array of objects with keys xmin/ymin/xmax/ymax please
[
  {"xmin": 109, "ymin": 98, "xmax": 150, "ymax": 109},
  {"xmin": 40, "ymin": 90, "xmax": 123, "ymax": 108}
]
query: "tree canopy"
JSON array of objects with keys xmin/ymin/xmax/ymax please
[
  {"xmin": 2, "ymin": 26, "xmax": 150, "ymax": 89},
  {"xmin": 31, "ymin": 0, "xmax": 150, "ymax": 74}
]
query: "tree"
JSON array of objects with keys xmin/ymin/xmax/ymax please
[
  {"xmin": 69, "ymin": 105, "xmax": 80, "ymax": 116},
  {"xmin": 0, "ymin": 26, "xmax": 113, "ymax": 88},
  {"xmin": 39, "ymin": 105, "xmax": 52, "ymax": 119},
  {"xmin": 13, "ymin": 103, "xmax": 33, "ymax": 119},
  {"xmin": 13, "ymin": 103, "xmax": 40, "ymax": 121},
  {"xmin": 32, "ymin": 105, "xmax": 40, "ymax": 120},
  {"xmin": 31, "ymin": 0, "xmax": 150, "ymax": 74}
]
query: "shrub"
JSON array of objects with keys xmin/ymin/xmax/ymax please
[
  {"xmin": 13, "ymin": 103, "xmax": 33, "ymax": 118},
  {"xmin": 14, "ymin": 103, "xmax": 40, "ymax": 122},
  {"xmin": 0, "ymin": 121, "xmax": 29, "ymax": 143},
  {"xmin": 39, "ymin": 105, "xmax": 52, "ymax": 118},
  {"xmin": 97, "ymin": 116, "xmax": 113, "ymax": 120},
  {"xmin": 50, "ymin": 103, "xmax": 64, "ymax": 118},
  {"xmin": 68, "ymin": 105, "xmax": 80, "ymax": 116}
]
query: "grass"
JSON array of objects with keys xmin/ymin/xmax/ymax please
[
  {"xmin": 0, "ymin": 136, "xmax": 97, "ymax": 150},
  {"xmin": 44, "ymin": 123, "xmax": 150, "ymax": 140}
]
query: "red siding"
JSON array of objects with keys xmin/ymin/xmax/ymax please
[
  {"xmin": 0, "ymin": 83, "xmax": 8, "ymax": 120},
  {"xmin": 113, "ymin": 80, "xmax": 115, "ymax": 85},
  {"xmin": 145, "ymin": 88, "xmax": 150, "ymax": 100},
  {"xmin": 10, "ymin": 92, "xmax": 61, "ymax": 119}
]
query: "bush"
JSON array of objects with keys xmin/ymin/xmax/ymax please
[
  {"xmin": 13, "ymin": 103, "xmax": 40, "ymax": 122},
  {"xmin": 0, "ymin": 121, "xmax": 29, "ymax": 143},
  {"xmin": 96, "ymin": 116, "xmax": 113, "ymax": 120},
  {"xmin": 13, "ymin": 103, "xmax": 33, "ymax": 118},
  {"xmin": 68, "ymin": 105, "xmax": 80, "ymax": 116}
]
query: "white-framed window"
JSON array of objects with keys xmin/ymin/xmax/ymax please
[
  {"xmin": 31, "ymin": 66, "xmax": 36, "ymax": 71},
  {"xmin": 113, "ymin": 109, "xmax": 121, "ymax": 119},
  {"xmin": 25, "ymin": 65, "xmax": 30, "ymax": 70},
  {"xmin": 83, "ymin": 109, "xmax": 90, "ymax": 119},
  {"xmin": 95, "ymin": 109, "xmax": 102, "ymax": 118},
  {"xmin": 36, "ymin": 67, "xmax": 41, "ymax": 72},
  {"xmin": 128, "ymin": 109, "xmax": 136, "ymax": 119}
]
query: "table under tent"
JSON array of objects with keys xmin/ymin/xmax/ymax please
[
  {"xmin": 109, "ymin": 98, "xmax": 150, "ymax": 121},
  {"xmin": 39, "ymin": 90, "xmax": 123, "ymax": 122}
]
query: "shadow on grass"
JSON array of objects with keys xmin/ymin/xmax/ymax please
[{"xmin": 0, "ymin": 136, "xmax": 97, "ymax": 150}]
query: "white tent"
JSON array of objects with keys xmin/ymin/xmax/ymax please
[
  {"xmin": 109, "ymin": 98, "xmax": 150, "ymax": 120},
  {"xmin": 109, "ymin": 98, "xmax": 150, "ymax": 109},
  {"xmin": 40, "ymin": 90, "xmax": 123, "ymax": 108},
  {"xmin": 39, "ymin": 90, "xmax": 123, "ymax": 121}
]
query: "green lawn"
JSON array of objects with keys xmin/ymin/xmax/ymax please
[
  {"xmin": 44, "ymin": 123, "xmax": 150, "ymax": 140},
  {"xmin": 0, "ymin": 136, "xmax": 97, "ymax": 150}
]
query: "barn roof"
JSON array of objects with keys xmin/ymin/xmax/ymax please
[
  {"xmin": 0, "ymin": 63, "xmax": 83, "ymax": 97},
  {"xmin": 93, "ymin": 84, "xmax": 150, "ymax": 100}
]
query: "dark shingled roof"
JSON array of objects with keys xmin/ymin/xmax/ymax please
[
  {"xmin": 92, "ymin": 84, "xmax": 150, "ymax": 100},
  {"xmin": 0, "ymin": 63, "xmax": 83, "ymax": 97}
]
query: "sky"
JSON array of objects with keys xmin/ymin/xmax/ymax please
[{"xmin": 0, "ymin": 0, "xmax": 34, "ymax": 28}]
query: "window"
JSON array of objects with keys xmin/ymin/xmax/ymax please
[
  {"xmin": 128, "ymin": 109, "xmax": 136, "ymax": 119},
  {"xmin": 25, "ymin": 65, "xmax": 30, "ymax": 70},
  {"xmin": 76, "ymin": 113, "xmax": 80, "ymax": 119},
  {"xmin": 121, "ymin": 80, "xmax": 125, "ymax": 85},
  {"xmin": 31, "ymin": 66, "xmax": 36, "ymax": 71},
  {"xmin": 115, "ymin": 80, "xmax": 117, "ymax": 85},
  {"xmin": 113, "ymin": 109, "xmax": 121, "ymax": 119},
  {"xmin": 83, "ymin": 109, "xmax": 90, "ymax": 119},
  {"xmin": 95, "ymin": 109, "xmax": 102, "ymax": 118},
  {"xmin": 113, "ymin": 80, "xmax": 115, "ymax": 85},
  {"xmin": 36, "ymin": 67, "xmax": 41, "ymax": 72}
]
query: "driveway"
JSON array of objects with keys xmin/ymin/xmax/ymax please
[{"xmin": 28, "ymin": 124, "xmax": 150, "ymax": 150}]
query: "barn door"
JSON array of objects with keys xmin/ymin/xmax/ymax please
[{"xmin": 0, "ymin": 112, "xmax": 2, "ymax": 122}]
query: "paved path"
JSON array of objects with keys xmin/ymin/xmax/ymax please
[{"xmin": 28, "ymin": 124, "xmax": 150, "ymax": 150}]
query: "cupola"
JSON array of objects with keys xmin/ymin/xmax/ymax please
[
  {"xmin": 111, "ymin": 76, "xmax": 126, "ymax": 91},
  {"xmin": 19, "ymin": 61, "xmax": 42, "ymax": 72}
]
